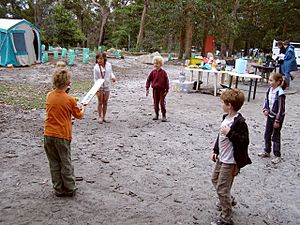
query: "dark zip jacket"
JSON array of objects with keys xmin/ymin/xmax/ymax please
[
  {"xmin": 263, "ymin": 87, "xmax": 285, "ymax": 123},
  {"xmin": 213, "ymin": 113, "xmax": 252, "ymax": 169}
]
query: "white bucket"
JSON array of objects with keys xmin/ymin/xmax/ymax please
[{"xmin": 235, "ymin": 59, "xmax": 247, "ymax": 74}]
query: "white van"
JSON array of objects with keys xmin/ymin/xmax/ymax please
[{"xmin": 272, "ymin": 39, "xmax": 300, "ymax": 66}]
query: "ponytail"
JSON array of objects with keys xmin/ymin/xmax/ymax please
[{"xmin": 281, "ymin": 79, "xmax": 288, "ymax": 90}]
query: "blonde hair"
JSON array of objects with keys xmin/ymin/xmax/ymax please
[
  {"xmin": 52, "ymin": 68, "xmax": 70, "ymax": 89},
  {"xmin": 220, "ymin": 89, "xmax": 245, "ymax": 111},
  {"xmin": 152, "ymin": 56, "xmax": 164, "ymax": 65},
  {"xmin": 56, "ymin": 61, "xmax": 67, "ymax": 68}
]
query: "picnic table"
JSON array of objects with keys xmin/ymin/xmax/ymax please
[
  {"xmin": 252, "ymin": 64, "xmax": 275, "ymax": 83},
  {"xmin": 185, "ymin": 67, "xmax": 262, "ymax": 102}
]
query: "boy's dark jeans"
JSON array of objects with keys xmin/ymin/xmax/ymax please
[
  {"xmin": 44, "ymin": 136, "xmax": 76, "ymax": 194},
  {"xmin": 264, "ymin": 116, "xmax": 284, "ymax": 157},
  {"xmin": 152, "ymin": 88, "xmax": 166, "ymax": 114}
]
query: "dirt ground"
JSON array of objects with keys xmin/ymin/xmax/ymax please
[{"xmin": 0, "ymin": 56, "xmax": 299, "ymax": 225}]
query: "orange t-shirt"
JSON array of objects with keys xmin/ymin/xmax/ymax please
[{"xmin": 44, "ymin": 89, "xmax": 84, "ymax": 141}]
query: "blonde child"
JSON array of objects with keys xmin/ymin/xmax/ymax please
[
  {"xmin": 56, "ymin": 60, "xmax": 67, "ymax": 68},
  {"xmin": 146, "ymin": 56, "xmax": 169, "ymax": 122},
  {"xmin": 258, "ymin": 73, "xmax": 287, "ymax": 164},
  {"xmin": 55, "ymin": 61, "xmax": 70, "ymax": 93},
  {"xmin": 44, "ymin": 68, "xmax": 85, "ymax": 197},
  {"xmin": 211, "ymin": 89, "xmax": 251, "ymax": 225}
]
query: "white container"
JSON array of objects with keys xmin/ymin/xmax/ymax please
[
  {"xmin": 235, "ymin": 58, "xmax": 247, "ymax": 74},
  {"xmin": 171, "ymin": 80, "xmax": 194, "ymax": 93}
]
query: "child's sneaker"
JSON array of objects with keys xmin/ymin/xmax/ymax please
[
  {"xmin": 210, "ymin": 219, "xmax": 233, "ymax": 225},
  {"xmin": 258, "ymin": 152, "xmax": 270, "ymax": 157},
  {"xmin": 153, "ymin": 114, "xmax": 159, "ymax": 120},
  {"xmin": 271, "ymin": 157, "xmax": 281, "ymax": 164}
]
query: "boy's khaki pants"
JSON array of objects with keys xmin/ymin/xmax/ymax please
[
  {"xmin": 212, "ymin": 160, "xmax": 236, "ymax": 223},
  {"xmin": 44, "ymin": 136, "xmax": 76, "ymax": 194}
]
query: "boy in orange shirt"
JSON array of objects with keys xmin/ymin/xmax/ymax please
[{"xmin": 44, "ymin": 68, "xmax": 85, "ymax": 197}]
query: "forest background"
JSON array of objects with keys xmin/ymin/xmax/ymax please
[{"xmin": 1, "ymin": 0, "xmax": 300, "ymax": 59}]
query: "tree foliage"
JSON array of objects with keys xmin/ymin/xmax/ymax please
[
  {"xmin": 2, "ymin": 0, "xmax": 299, "ymax": 55},
  {"xmin": 43, "ymin": 3, "xmax": 85, "ymax": 47}
]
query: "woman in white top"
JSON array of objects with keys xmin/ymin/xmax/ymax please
[{"xmin": 93, "ymin": 53, "xmax": 116, "ymax": 123}]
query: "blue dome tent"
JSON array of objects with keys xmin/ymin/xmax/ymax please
[{"xmin": 0, "ymin": 18, "xmax": 42, "ymax": 66}]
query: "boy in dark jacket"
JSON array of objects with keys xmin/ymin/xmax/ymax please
[
  {"xmin": 211, "ymin": 89, "xmax": 252, "ymax": 225},
  {"xmin": 146, "ymin": 56, "xmax": 169, "ymax": 122}
]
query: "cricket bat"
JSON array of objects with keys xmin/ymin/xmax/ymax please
[{"xmin": 80, "ymin": 79, "xmax": 105, "ymax": 105}]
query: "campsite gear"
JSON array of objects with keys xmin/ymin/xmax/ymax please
[
  {"xmin": 68, "ymin": 49, "xmax": 75, "ymax": 66},
  {"xmin": 235, "ymin": 58, "xmax": 247, "ymax": 74},
  {"xmin": 168, "ymin": 53, "xmax": 172, "ymax": 61},
  {"xmin": 202, "ymin": 63, "xmax": 212, "ymax": 70},
  {"xmin": 182, "ymin": 52, "xmax": 186, "ymax": 61},
  {"xmin": 83, "ymin": 54, "xmax": 89, "ymax": 64},
  {"xmin": 0, "ymin": 19, "xmax": 42, "ymax": 66},
  {"xmin": 115, "ymin": 50, "xmax": 121, "ymax": 59},
  {"xmin": 89, "ymin": 52, "xmax": 96, "ymax": 58},
  {"xmin": 42, "ymin": 52, "xmax": 48, "ymax": 63},
  {"xmin": 82, "ymin": 48, "xmax": 89, "ymax": 64},
  {"xmin": 54, "ymin": 50, "xmax": 59, "ymax": 59},
  {"xmin": 68, "ymin": 55, "xmax": 75, "ymax": 66},
  {"xmin": 61, "ymin": 48, "xmax": 67, "ymax": 59}
]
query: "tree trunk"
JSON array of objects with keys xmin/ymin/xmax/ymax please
[
  {"xmin": 136, "ymin": 0, "xmax": 149, "ymax": 49},
  {"xmin": 184, "ymin": 18, "xmax": 193, "ymax": 59},
  {"xmin": 178, "ymin": 28, "xmax": 185, "ymax": 60},
  {"xmin": 220, "ymin": 42, "xmax": 227, "ymax": 57},
  {"xmin": 228, "ymin": 38, "xmax": 234, "ymax": 57},
  {"xmin": 33, "ymin": 0, "xmax": 42, "ymax": 27},
  {"xmin": 228, "ymin": 0, "xmax": 240, "ymax": 57},
  {"xmin": 202, "ymin": 29, "xmax": 207, "ymax": 57},
  {"xmin": 282, "ymin": 23, "xmax": 287, "ymax": 40},
  {"xmin": 167, "ymin": 35, "xmax": 174, "ymax": 53},
  {"xmin": 98, "ymin": 11, "xmax": 109, "ymax": 46},
  {"xmin": 92, "ymin": 0, "xmax": 111, "ymax": 47}
]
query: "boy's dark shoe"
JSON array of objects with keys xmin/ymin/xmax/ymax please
[
  {"xmin": 161, "ymin": 113, "xmax": 167, "ymax": 122},
  {"xmin": 153, "ymin": 113, "xmax": 159, "ymax": 120},
  {"xmin": 55, "ymin": 192, "xmax": 65, "ymax": 197},
  {"xmin": 64, "ymin": 190, "xmax": 76, "ymax": 197},
  {"xmin": 55, "ymin": 189, "xmax": 76, "ymax": 197},
  {"xmin": 210, "ymin": 219, "xmax": 233, "ymax": 225}
]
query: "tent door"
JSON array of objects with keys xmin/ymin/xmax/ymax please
[{"xmin": 33, "ymin": 30, "xmax": 39, "ymax": 61}]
